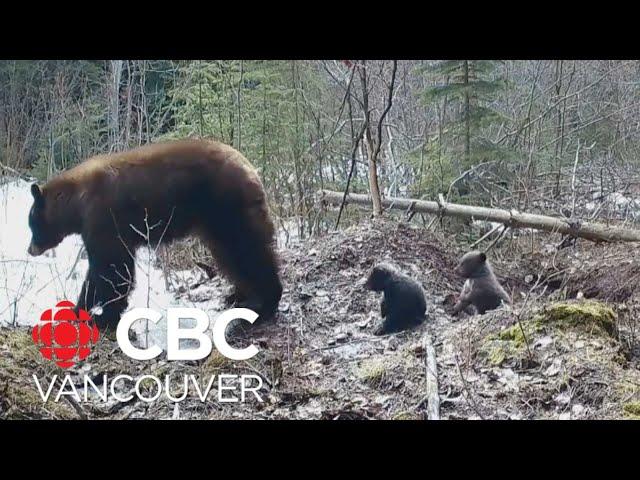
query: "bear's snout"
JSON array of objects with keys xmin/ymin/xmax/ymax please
[{"xmin": 27, "ymin": 242, "xmax": 44, "ymax": 257}]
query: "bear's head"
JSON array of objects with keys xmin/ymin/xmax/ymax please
[
  {"xmin": 27, "ymin": 184, "xmax": 66, "ymax": 256},
  {"xmin": 455, "ymin": 250, "xmax": 489, "ymax": 279},
  {"xmin": 364, "ymin": 263, "xmax": 398, "ymax": 291}
]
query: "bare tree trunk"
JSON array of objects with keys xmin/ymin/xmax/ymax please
[
  {"xmin": 463, "ymin": 60, "xmax": 470, "ymax": 169},
  {"xmin": 553, "ymin": 60, "xmax": 564, "ymax": 197},
  {"xmin": 357, "ymin": 60, "xmax": 398, "ymax": 217},
  {"xmin": 236, "ymin": 59, "xmax": 244, "ymax": 151},
  {"xmin": 364, "ymin": 130, "xmax": 383, "ymax": 216},
  {"xmin": 292, "ymin": 61, "xmax": 305, "ymax": 238},
  {"xmin": 124, "ymin": 61, "xmax": 132, "ymax": 147},
  {"xmin": 358, "ymin": 61, "xmax": 383, "ymax": 217},
  {"xmin": 109, "ymin": 60, "xmax": 123, "ymax": 151},
  {"xmin": 198, "ymin": 60, "xmax": 205, "ymax": 137}
]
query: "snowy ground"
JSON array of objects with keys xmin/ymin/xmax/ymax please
[{"xmin": 0, "ymin": 178, "xmax": 225, "ymax": 348}]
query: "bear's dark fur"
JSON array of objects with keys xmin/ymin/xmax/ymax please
[
  {"xmin": 27, "ymin": 139, "xmax": 282, "ymax": 331},
  {"xmin": 365, "ymin": 263, "xmax": 427, "ymax": 335}
]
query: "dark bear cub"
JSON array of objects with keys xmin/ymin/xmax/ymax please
[
  {"xmin": 365, "ymin": 263, "xmax": 427, "ymax": 335},
  {"xmin": 27, "ymin": 139, "xmax": 282, "ymax": 332},
  {"xmin": 452, "ymin": 250, "xmax": 510, "ymax": 315}
]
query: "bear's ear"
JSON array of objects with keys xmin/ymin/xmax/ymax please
[
  {"xmin": 479, "ymin": 252, "xmax": 487, "ymax": 262},
  {"xmin": 31, "ymin": 184, "xmax": 43, "ymax": 205}
]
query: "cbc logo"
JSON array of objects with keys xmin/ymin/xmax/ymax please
[
  {"xmin": 33, "ymin": 303, "xmax": 259, "ymax": 368},
  {"xmin": 32, "ymin": 300, "xmax": 100, "ymax": 368}
]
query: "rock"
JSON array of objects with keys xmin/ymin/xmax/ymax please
[
  {"xmin": 189, "ymin": 289, "xmax": 214, "ymax": 302},
  {"xmin": 357, "ymin": 319, "xmax": 371, "ymax": 329},
  {"xmin": 374, "ymin": 394, "xmax": 393, "ymax": 406},
  {"xmin": 496, "ymin": 368, "xmax": 519, "ymax": 391},
  {"xmin": 335, "ymin": 333, "xmax": 349, "ymax": 343},
  {"xmin": 533, "ymin": 335, "xmax": 553, "ymax": 350},
  {"xmin": 278, "ymin": 302, "xmax": 290, "ymax": 313},
  {"xmin": 572, "ymin": 404, "xmax": 585, "ymax": 417},
  {"xmin": 298, "ymin": 290, "xmax": 314, "ymax": 300},
  {"xmin": 554, "ymin": 391, "xmax": 571, "ymax": 405},
  {"xmin": 544, "ymin": 359, "xmax": 562, "ymax": 377}
]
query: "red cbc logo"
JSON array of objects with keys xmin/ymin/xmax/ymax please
[{"xmin": 32, "ymin": 300, "xmax": 100, "ymax": 368}]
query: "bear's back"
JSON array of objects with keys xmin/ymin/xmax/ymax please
[
  {"xmin": 49, "ymin": 139, "xmax": 260, "ymax": 192},
  {"xmin": 43, "ymin": 139, "xmax": 266, "ymax": 224},
  {"xmin": 69, "ymin": 139, "xmax": 253, "ymax": 176}
]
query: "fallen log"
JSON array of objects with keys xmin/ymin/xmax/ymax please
[
  {"xmin": 318, "ymin": 189, "xmax": 640, "ymax": 243},
  {"xmin": 423, "ymin": 333, "xmax": 440, "ymax": 420}
]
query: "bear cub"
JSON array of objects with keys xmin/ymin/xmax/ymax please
[
  {"xmin": 365, "ymin": 263, "xmax": 427, "ymax": 335},
  {"xmin": 452, "ymin": 250, "xmax": 510, "ymax": 315}
]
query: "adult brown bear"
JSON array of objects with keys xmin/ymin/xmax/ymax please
[{"xmin": 27, "ymin": 139, "xmax": 283, "ymax": 331}]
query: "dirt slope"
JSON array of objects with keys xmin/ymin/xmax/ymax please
[{"xmin": 1, "ymin": 219, "xmax": 639, "ymax": 419}]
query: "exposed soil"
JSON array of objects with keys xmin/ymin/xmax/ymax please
[{"xmin": 1, "ymin": 219, "xmax": 639, "ymax": 419}]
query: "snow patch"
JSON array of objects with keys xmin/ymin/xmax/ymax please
[{"xmin": 0, "ymin": 179, "xmax": 224, "ymax": 348}]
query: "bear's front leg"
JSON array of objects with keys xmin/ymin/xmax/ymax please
[
  {"xmin": 380, "ymin": 298, "xmax": 388, "ymax": 318},
  {"xmin": 76, "ymin": 239, "xmax": 136, "ymax": 334}
]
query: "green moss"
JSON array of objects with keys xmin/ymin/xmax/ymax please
[
  {"xmin": 481, "ymin": 340, "xmax": 525, "ymax": 367},
  {"xmin": 357, "ymin": 359, "xmax": 388, "ymax": 387},
  {"xmin": 201, "ymin": 351, "xmax": 231, "ymax": 375},
  {"xmin": 615, "ymin": 380, "xmax": 638, "ymax": 397},
  {"xmin": 623, "ymin": 402, "xmax": 640, "ymax": 419},
  {"xmin": 486, "ymin": 345, "xmax": 507, "ymax": 366},
  {"xmin": 0, "ymin": 328, "xmax": 82, "ymax": 418},
  {"xmin": 479, "ymin": 301, "xmax": 617, "ymax": 367},
  {"xmin": 1, "ymin": 328, "xmax": 40, "ymax": 363},
  {"xmin": 543, "ymin": 301, "xmax": 617, "ymax": 336},
  {"xmin": 138, "ymin": 376, "xmax": 159, "ymax": 391},
  {"xmin": 4, "ymin": 383, "xmax": 76, "ymax": 419},
  {"xmin": 479, "ymin": 319, "xmax": 543, "ymax": 366},
  {"xmin": 497, "ymin": 320, "xmax": 543, "ymax": 348},
  {"xmin": 393, "ymin": 411, "xmax": 418, "ymax": 420},
  {"xmin": 0, "ymin": 328, "xmax": 55, "ymax": 377}
]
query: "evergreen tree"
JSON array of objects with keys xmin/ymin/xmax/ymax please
[{"xmin": 421, "ymin": 60, "xmax": 508, "ymax": 172}]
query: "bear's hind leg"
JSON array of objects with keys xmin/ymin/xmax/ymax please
[
  {"xmin": 201, "ymin": 206, "xmax": 282, "ymax": 321},
  {"xmin": 202, "ymin": 237, "xmax": 251, "ymax": 307}
]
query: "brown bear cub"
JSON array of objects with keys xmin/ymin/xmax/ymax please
[
  {"xmin": 452, "ymin": 250, "xmax": 510, "ymax": 315},
  {"xmin": 27, "ymin": 139, "xmax": 282, "ymax": 332},
  {"xmin": 365, "ymin": 263, "xmax": 427, "ymax": 335}
]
